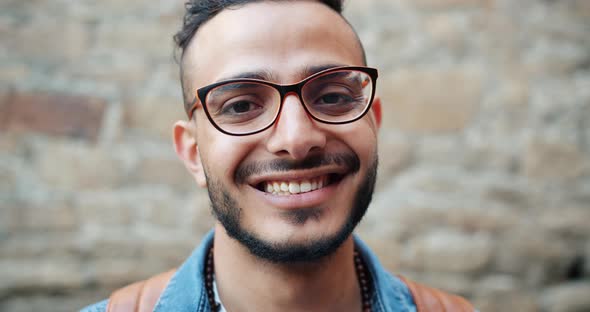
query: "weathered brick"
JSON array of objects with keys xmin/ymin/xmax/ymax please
[
  {"xmin": 94, "ymin": 19, "xmax": 175, "ymax": 57},
  {"xmin": 0, "ymin": 64, "xmax": 30, "ymax": 86},
  {"xmin": 191, "ymin": 191, "xmax": 217, "ymax": 234},
  {"xmin": 131, "ymin": 156, "xmax": 194, "ymax": 192},
  {"xmin": 70, "ymin": 53, "xmax": 149, "ymax": 84},
  {"xmin": 572, "ymin": 0, "xmax": 590, "ymax": 17},
  {"xmin": 0, "ymin": 258, "xmax": 85, "ymax": 292},
  {"xmin": 474, "ymin": 292, "xmax": 538, "ymax": 312},
  {"xmin": 75, "ymin": 192, "xmax": 135, "ymax": 227},
  {"xmin": 140, "ymin": 241, "xmax": 195, "ymax": 267},
  {"xmin": 67, "ymin": 0, "xmax": 181, "ymax": 18},
  {"xmin": 0, "ymin": 133, "xmax": 23, "ymax": 155},
  {"xmin": 7, "ymin": 16, "xmax": 90, "ymax": 62},
  {"xmin": 484, "ymin": 185, "xmax": 530, "ymax": 208},
  {"xmin": 493, "ymin": 227, "xmax": 576, "ymax": 284},
  {"xmin": 401, "ymin": 229, "xmax": 493, "ymax": 273},
  {"xmin": 0, "ymin": 291, "xmax": 110, "ymax": 312},
  {"xmin": 123, "ymin": 96, "xmax": 185, "ymax": 138},
  {"xmin": 404, "ymin": 0, "xmax": 492, "ymax": 10},
  {"xmin": 91, "ymin": 239, "xmax": 142, "ymax": 259},
  {"xmin": 35, "ymin": 140, "xmax": 126, "ymax": 190},
  {"xmin": 141, "ymin": 190, "xmax": 192, "ymax": 228},
  {"xmin": 13, "ymin": 199, "xmax": 78, "ymax": 232},
  {"xmin": 535, "ymin": 206, "xmax": 590, "ymax": 237},
  {"xmin": 424, "ymin": 13, "xmax": 470, "ymax": 56},
  {"xmin": 379, "ymin": 68, "xmax": 482, "ymax": 132},
  {"xmin": 444, "ymin": 205, "xmax": 520, "ymax": 233},
  {"xmin": 375, "ymin": 133, "xmax": 413, "ymax": 190},
  {"xmin": 1, "ymin": 92, "xmax": 106, "ymax": 141},
  {"xmin": 0, "ymin": 90, "xmax": 13, "ymax": 129},
  {"xmin": 0, "ymin": 163, "xmax": 17, "ymax": 196},
  {"xmin": 0, "ymin": 201, "xmax": 18, "ymax": 236},
  {"xmin": 524, "ymin": 139, "xmax": 589, "ymax": 180},
  {"xmin": 0, "ymin": 234, "xmax": 85, "ymax": 271},
  {"xmin": 473, "ymin": 275, "xmax": 539, "ymax": 311},
  {"xmin": 541, "ymin": 282, "xmax": 590, "ymax": 312}
]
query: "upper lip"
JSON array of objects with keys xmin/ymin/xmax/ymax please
[{"xmin": 245, "ymin": 166, "xmax": 350, "ymax": 187}]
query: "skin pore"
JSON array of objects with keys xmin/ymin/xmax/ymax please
[{"xmin": 173, "ymin": 1, "xmax": 382, "ymax": 311}]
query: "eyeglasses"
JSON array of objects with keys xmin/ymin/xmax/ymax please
[{"xmin": 186, "ymin": 66, "xmax": 378, "ymax": 136}]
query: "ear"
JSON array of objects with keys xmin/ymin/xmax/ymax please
[
  {"xmin": 371, "ymin": 96, "xmax": 382, "ymax": 128},
  {"xmin": 173, "ymin": 121, "xmax": 207, "ymax": 188}
]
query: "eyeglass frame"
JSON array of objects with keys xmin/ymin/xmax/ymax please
[{"xmin": 186, "ymin": 65, "xmax": 379, "ymax": 136}]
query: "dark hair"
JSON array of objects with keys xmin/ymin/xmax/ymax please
[
  {"xmin": 173, "ymin": 0, "xmax": 366, "ymax": 107},
  {"xmin": 174, "ymin": 0, "xmax": 343, "ymax": 54}
]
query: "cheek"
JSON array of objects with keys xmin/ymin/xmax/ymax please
[
  {"xmin": 356, "ymin": 138, "xmax": 378, "ymax": 170},
  {"xmin": 199, "ymin": 130, "xmax": 258, "ymax": 183},
  {"xmin": 335, "ymin": 122, "xmax": 378, "ymax": 163}
]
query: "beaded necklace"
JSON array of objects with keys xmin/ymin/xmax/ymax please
[{"xmin": 205, "ymin": 247, "xmax": 372, "ymax": 312}]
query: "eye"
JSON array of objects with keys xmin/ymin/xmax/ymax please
[
  {"xmin": 308, "ymin": 86, "xmax": 366, "ymax": 116},
  {"xmin": 317, "ymin": 93, "xmax": 354, "ymax": 105},
  {"xmin": 220, "ymin": 99, "xmax": 263, "ymax": 115}
]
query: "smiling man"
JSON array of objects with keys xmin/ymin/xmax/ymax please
[{"xmin": 82, "ymin": 1, "xmax": 475, "ymax": 311}]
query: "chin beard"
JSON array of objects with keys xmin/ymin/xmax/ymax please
[{"xmin": 204, "ymin": 153, "xmax": 378, "ymax": 264}]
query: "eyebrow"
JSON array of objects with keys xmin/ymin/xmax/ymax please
[
  {"xmin": 209, "ymin": 82, "xmax": 262, "ymax": 100},
  {"xmin": 216, "ymin": 70, "xmax": 276, "ymax": 82},
  {"xmin": 215, "ymin": 63, "xmax": 348, "ymax": 84},
  {"xmin": 298, "ymin": 64, "xmax": 347, "ymax": 79}
]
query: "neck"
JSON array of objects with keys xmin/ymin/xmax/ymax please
[{"xmin": 212, "ymin": 224, "xmax": 363, "ymax": 312}]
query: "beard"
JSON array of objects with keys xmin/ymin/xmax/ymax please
[{"xmin": 204, "ymin": 152, "xmax": 378, "ymax": 264}]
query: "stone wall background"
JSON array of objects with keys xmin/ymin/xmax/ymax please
[{"xmin": 0, "ymin": 0, "xmax": 589, "ymax": 311}]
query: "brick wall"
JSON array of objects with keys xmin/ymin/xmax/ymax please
[{"xmin": 1, "ymin": 0, "xmax": 589, "ymax": 311}]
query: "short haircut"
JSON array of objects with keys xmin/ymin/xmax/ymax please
[{"xmin": 173, "ymin": 0, "xmax": 366, "ymax": 108}]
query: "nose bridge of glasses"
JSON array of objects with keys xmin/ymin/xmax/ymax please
[
  {"xmin": 272, "ymin": 83, "xmax": 317, "ymax": 131},
  {"xmin": 276, "ymin": 86, "xmax": 313, "ymax": 123},
  {"xmin": 278, "ymin": 81, "xmax": 303, "ymax": 99},
  {"xmin": 277, "ymin": 80, "xmax": 309, "ymax": 111}
]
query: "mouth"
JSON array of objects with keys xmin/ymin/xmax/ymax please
[{"xmin": 252, "ymin": 173, "xmax": 347, "ymax": 196}]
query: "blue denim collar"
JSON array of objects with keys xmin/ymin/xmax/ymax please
[
  {"xmin": 153, "ymin": 231, "xmax": 214, "ymax": 312},
  {"xmin": 353, "ymin": 236, "xmax": 416, "ymax": 312},
  {"xmin": 153, "ymin": 231, "xmax": 416, "ymax": 312}
]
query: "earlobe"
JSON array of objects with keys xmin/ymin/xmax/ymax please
[
  {"xmin": 371, "ymin": 97, "xmax": 382, "ymax": 128},
  {"xmin": 173, "ymin": 121, "xmax": 207, "ymax": 188}
]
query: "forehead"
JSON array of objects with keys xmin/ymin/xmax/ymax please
[{"xmin": 183, "ymin": 1, "xmax": 364, "ymax": 88}]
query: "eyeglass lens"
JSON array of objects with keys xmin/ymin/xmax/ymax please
[{"xmin": 205, "ymin": 69, "xmax": 373, "ymax": 135}]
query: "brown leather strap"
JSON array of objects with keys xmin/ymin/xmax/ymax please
[
  {"xmin": 107, "ymin": 269, "xmax": 176, "ymax": 312},
  {"xmin": 398, "ymin": 275, "xmax": 474, "ymax": 312}
]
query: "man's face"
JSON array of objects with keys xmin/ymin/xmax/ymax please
[{"xmin": 176, "ymin": 1, "xmax": 381, "ymax": 262}]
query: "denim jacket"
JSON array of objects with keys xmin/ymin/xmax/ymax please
[{"xmin": 81, "ymin": 231, "xmax": 417, "ymax": 312}]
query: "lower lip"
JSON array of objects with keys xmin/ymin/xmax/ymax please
[{"xmin": 253, "ymin": 178, "xmax": 344, "ymax": 209}]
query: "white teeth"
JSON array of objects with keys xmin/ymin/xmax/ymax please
[
  {"xmin": 288, "ymin": 182, "xmax": 300, "ymax": 194},
  {"xmin": 263, "ymin": 176, "xmax": 330, "ymax": 195},
  {"xmin": 300, "ymin": 180, "xmax": 311, "ymax": 192}
]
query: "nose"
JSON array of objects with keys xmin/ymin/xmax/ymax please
[{"xmin": 266, "ymin": 93, "xmax": 327, "ymax": 160}]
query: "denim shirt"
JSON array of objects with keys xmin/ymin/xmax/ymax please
[{"xmin": 81, "ymin": 231, "xmax": 417, "ymax": 312}]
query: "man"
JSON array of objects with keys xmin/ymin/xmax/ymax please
[{"xmin": 82, "ymin": 0, "xmax": 475, "ymax": 311}]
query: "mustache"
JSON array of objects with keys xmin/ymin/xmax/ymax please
[{"xmin": 235, "ymin": 153, "xmax": 361, "ymax": 185}]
